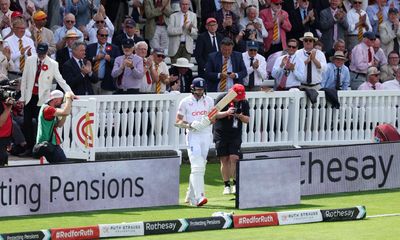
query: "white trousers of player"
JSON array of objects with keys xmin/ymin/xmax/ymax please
[{"xmin": 186, "ymin": 132, "xmax": 211, "ymax": 203}]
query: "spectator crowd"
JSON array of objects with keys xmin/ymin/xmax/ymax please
[{"xmin": 2, "ymin": 0, "xmax": 400, "ymax": 158}]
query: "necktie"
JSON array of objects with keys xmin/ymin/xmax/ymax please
[
  {"xmin": 393, "ymin": 24, "xmax": 400, "ymax": 54},
  {"xmin": 19, "ymin": 39, "xmax": 25, "ymax": 72},
  {"xmin": 333, "ymin": 10, "xmax": 338, "ymax": 40},
  {"xmin": 368, "ymin": 48, "xmax": 373, "ymax": 63},
  {"xmin": 306, "ymin": 52, "xmax": 312, "ymax": 84},
  {"xmin": 179, "ymin": 74, "xmax": 185, "ymax": 92},
  {"xmin": 273, "ymin": 18, "xmax": 279, "ymax": 41},
  {"xmin": 79, "ymin": 59, "xmax": 84, "ymax": 68},
  {"xmin": 155, "ymin": 64, "xmax": 161, "ymax": 94},
  {"xmin": 93, "ymin": 45, "xmax": 103, "ymax": 73},
  {"xmin": 212, "ymin": 35, "xmax": 217, "ymax": 52},
  {"xmin": 358, "ymin": 13, "xmax": 363, "ymax": 42},
  {"xmin": 36, "ymin": 29, "xmax": 42, "ymax": 44},
  {"xmin": 372, "ymin": 84, "xmax": 376, "ymax": 90},
  {"xmin": 278, "ymin": 55, "xmax": 291, "ymax": 90},
  {"xmin": 184, "ymin": 13, "xmax": 188, "ymax": 26},
  {"xmin": 335, "ymin": 67, "xmax": 341, "ymax": 90},
  {"xmin": 146, "ymin": 71, "xmax": 152, "ymax": 84},
  {"xmin": 377, "ymin": 9, "xmax": 383, "ymax": 32},
  {"xmin": 220, "ymin": 57, "xmax": 228, "ymax": 91},
  {"xmin": 35, "ymin": 61, "xmax": 42, "ymax": 84},
  {"xmin": 248, "ymin": 57, "xmax": 255, "ymax": 89},
  {"xmin": 303, "ymin": 10, "xmax": 307, "ymax": 21}
]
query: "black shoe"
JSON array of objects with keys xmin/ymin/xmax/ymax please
[
  {"xmin": 18, "ymin": 149, "xmax": 32, "ymax": 157},
  {"xmin": 9, "ymin": 145, "xmax": 24, "ymax": 156}
]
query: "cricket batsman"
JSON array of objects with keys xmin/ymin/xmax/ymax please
[{"xmin": 176, "ymin": 78, "xmax": 214, "ymax": 207}]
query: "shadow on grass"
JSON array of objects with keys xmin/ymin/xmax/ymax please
[{"xmin": 302, "ymin": 188, "xmax": 400, "ymax": 200}]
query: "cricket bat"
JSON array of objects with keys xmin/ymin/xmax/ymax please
[{"xmin": 174, "ymin": 90, "xmax": 238, "ymax": 129}]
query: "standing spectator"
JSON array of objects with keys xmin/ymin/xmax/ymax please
[
  {"xmin": 380, "ymin": 51, "xmax": 399, "ymax": 82},
  {"xmin": 19, "ymin": 43, "xmax": 72, "ymax": 156},
  {"xmin": 54, "ymin": 13, "xmax": 84, "ymax": 50},
  {"xmin": 30, "ymin": 11, "xmax": 56, "ymax": 56},
  {"xmin": 111, "ymin": 38, "xmax": 144, "ymax": 94},
  {"xmin": 346, "ymin": 0, "xmax": 372, "ymax": 52},
  {"xmin": 176, "ymin": 78, "xmax": 214, "ymax": 206},
  {"xmin": 65, "ymin": 0, "xmax": 100, "ymax": 27},
  {"xmin": 266, "ymin": 50, "xmax": 284, "ymax": 79},
  {"xmin": 86, "ymin": 27, "xmax": 120, "ymax": 95},
  {"xmin": 321, "ymin": 50, "xmax": 350, "ymax": 90},
  {"xmin": 373, "ymin": 38, "xmax": 388, "ymax": 69},
  {"xmin": 326, "ymin": 39, "xmax": 346, "ymax": 63},
  {"xmin": 242, "ymin": 41, "xmax": 267, "ymax": 91},
  {"xmin": 200, "ymin": 0, "xmax": 219, "ymax": 32},
  {"xmin": 2, "ymin": 10, "xmax": 32, "ymax": 40},
  {"xmin": 283, "ymin": 0, "xmax": 299, "ymax": 13},
  {"xmin": 55, "ymin": 30, "xmax": 80, "ymax": 73},
  {"xmin": 0, "ymin": 96, "xmax": 13, "ymax": 166},
  {"xmin": 260, "ymin": 0, "xmax": 292, "ymax": 56},
  {"xmin": 169, "ymin": 57, "xmax": 194, "ymax": 93},
  {"xmin": 194, "ymin": 17, "xmax": 223, "ymax": 78},
  {"xmin": 0, "ymin": 0, "xmax": 13, "ymax": 31},
  {"xmin": 319, "ymin": 0, "xmax": 348, "ymax": 52},
  {"xmin": 36, "ymin": 90, "xmax": 77, "ymax": 163},
  {"xmin": 379, "ymin": 8, "xmax": 400, "ymax": 56},
  {"xmin": 214, "ymin": 84, "xmax": 249, "ymax": 195},
  {"xmin": 31, "ymin": 0, "xmax": 49, "ymax": 12},
  {"xmin": 62, "ymin": 41, "xmax": 96, "ymax": 95},
  {"xmin": 235, "ymin": 22, "xmax": 262, "ymax": 53},
  {"xmin": 214, "ymin": 0, "xmax": 240, "ymax": 40},
  {"xmin": 272, "ymin": 39, "xmax": 305, "ymax": 90},
  {"xmin": 366, "ymin": 0, "xmax": 388, "ymax": 37},
  {"xmin": 136, "ymin": 41, "xmax": 157, "ymax": 94},
  {"xmin": 0, "ymin": 35, "xmax": 13, "ymax": 79},
  {"xmin": 167, "ymin": 0, "xmax": 198, "ymax": 63},
  {"xmin": 358, "ymin": 66, "xmax": 383, "ymax": 90},
  {"xmin": 349, "ymin": 31, "xmax": 376, "ymax": 90},
  {"xmin": 4, "ymin": 17, "xmax": 35, "ymax": 73},
  {"xmin": 239, "ymin": 6, "xmax": 268, "ymax": 52},
  {"xmin": 288, "ymin": 0, "xmax": 318, "ymax": 45},
  {"xmin": 295, "ymin": 32, "xmax": 327, "ymax": 90},
  {"xmin": 112, "ymin": 18, "xmax": 143, "ymax": 54},
  {"xmin": 150, "ymin": 48, "xmax": 169, "ymax": 93},
  {"xmin": 144, "ymin": 0, "xmax": 173, "ymax": 51},
  {"xmin": 232, "ymin": 0, "xmax": 259, "ymax": 19},
  {"xmin": 86, "ymin": 10, "xmax": 115, "ymax": 44},
  {"xmin": 205, "ymin": 37, "xmax": 247, "ymax": 92},
  {"xmin": 382, "ymin": 67, "xmax": 400, "ymax": 89}
]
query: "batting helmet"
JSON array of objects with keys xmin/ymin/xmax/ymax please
[{"xmin": 191, "ymin": 78, "xmax": 207, "ymax": 93}]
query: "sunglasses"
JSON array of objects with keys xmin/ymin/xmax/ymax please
[
  {"xmin": 287, "ymin": 45, "xmax": 297, "ymax": 49},
  {"xmin": 98, "ymin": 34, "xmax": 109, "ymax": 37},
  {"xmin": 65, "ymin": 20, "xmax": 75, "ymax": 23},
  {"xmin": 156, "ymin": 54, "xmax": 166, "ymax": 58},
  {"xmin": 353, "ymin": 1, "xmax": 362, "ymax": 4},
  {"xmin": 96, "ymin": 20, "xmax": 105, "ymax": 24},
  {"xmin": 303, "ymin": 39, "xmax": 314, "ymax": 43}
]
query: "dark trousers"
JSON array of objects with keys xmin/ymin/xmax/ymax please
[
  {"xmin": 114, "ymin": 88, "xmax": 140, "ymax": 94},
  {"xmin": 23, "ymin": 95, "xmax": 40, "ymax": 149},
  {"xmin": 45, "ymin": 145, "xmax": 67, "ymax": 163},
  {"xmin": 0, "ymin": 137, "xmax": 11, "ymax": 166}
]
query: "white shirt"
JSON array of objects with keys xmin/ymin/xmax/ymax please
[
  {"xmin": 177, "ymin": 94, "xmax": 214, "ymax": 134},
  {"xmin": 5, "ymin": 34, "xmax": 36, "ymax": 72},
  {"xmin": 347, "ymin": 8, "xmax": 372, "ymax": 35},
  {"xmin": 151, "ymin": 61, "xmax": 169, "ymax": 93},
  {"xmin": 382, "ymin": 79, "xmax": 400, "ymax": 89},
  {"xmin": 294, "ymin": 48, "xmax": 327, "ymax": 85},
  {"xmin": 86, "ymin": 17, "xmax": 115, "ymax": 44},
  {"xmin": 242, "ymin": 51, "xmax": 267, "ymax": 87},
  {"xmin": 208, "ymin": 32, "xmax": 219, "ymax": 52},
  {"xmin": 272, "ymin": 53, "xmax": 305, "ymax": 88}
]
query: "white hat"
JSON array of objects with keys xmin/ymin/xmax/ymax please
[
  {"xmin": 172, "ymin": 58, "xmax": 194, "ymax": 68},
  {"xmin": 46, "ymin": 90, "xmax": 64, "ymax": 103},
  {"xmin": 300, "ymin": 32, "xmax": 318, "ymax": 42}
]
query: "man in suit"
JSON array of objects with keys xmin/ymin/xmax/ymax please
[
  {"xmin": 167, "ymin": 0, "xmax": 198, "ymax": 63},
  {"xmin": 19, "ymin": 43, "xmax": 72, "ymax": 156},
  {"xmin": 319, "ymin": 0, "xmax": 349, "ymax": 52},
  {"xmin": 288, "ymin": 0, "xmax": 318, "ymax": 45},
  {"xmin": 194, "ymin": 18, "xmax": 223, "ymax": 78},
  {"xmin": 214, "ymin": 0, "xmax": 240, "ymax": 40},
  {"xmin": 112, "ymin": 18, "xmax": 144, "ymax": 54},
  {"xmin": 200, "ymin": 0, "xmax": 219, "ymax": 32},
  {"xmin": 86, "ymin": 27, "xmax": 121, "ymax": 95},
  {"xmin": 55, "ymin": 30, "xmax": 80, "ymax": 73},
  {"xmin": 205, "ymin": 37, "xmax": 247, "ymax": 92},
  {"xmin": 380, "ymin": 51, "xmax": 399, "ymax": 82},
  {"xmin": 144, "ymin": 0, "xmax": 173, "ymax": 51},
  {"xmin": 379, "ymin": 7, "xmax": 400, "ymax": 57},
  {"xmin": 62, "ymin": 41, "xmax": 97, "ymax": 95},
  {"xmin": 259, "ymin": 0, "xmax": 292, "ymax": 56}
]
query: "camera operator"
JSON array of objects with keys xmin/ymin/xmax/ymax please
[
  {"xmin": 0, "ymin": 97, "xmax": 14, "ymax": 166},
  {"xmin": 235, "ymin": 22, "xmax": 263, "ymax": 54},
  {"xmin": 214, "ymin": 84, "xmax": 249, "ymax": 195}
]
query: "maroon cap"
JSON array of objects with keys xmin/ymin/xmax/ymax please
[{"xmin": 206, "ymin": 17, "xmax": 217, "ymax": 25}]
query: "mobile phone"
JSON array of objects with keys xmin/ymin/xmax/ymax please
[{"xmin": 227, "ymin": 72, "xmax": 232, "ymax": 75}]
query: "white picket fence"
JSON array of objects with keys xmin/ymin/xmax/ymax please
[{"xmin": 61, "ymin": 90, "xmax": 400, "ymax": 160}]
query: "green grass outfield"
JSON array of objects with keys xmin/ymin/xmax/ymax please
[{"xmin": 1, "ymin": 163, "xmax": 400, "ymax": 240}]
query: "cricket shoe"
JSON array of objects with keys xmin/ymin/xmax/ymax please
[
  {"xmin": 231, "ymin": 185, "xmax": 236, "ymax": 194},
  {"xmin": 196, "ymin": 197, "xmax": 208, "ymax": 207},
  {"xmin": 223, "ymin": 186, "xmax": 231, "ymax": 195}
]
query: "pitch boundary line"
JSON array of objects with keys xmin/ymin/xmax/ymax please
[{"xmin": 367, "ymin": 213, "xmax": 400, "ymax": 218}]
